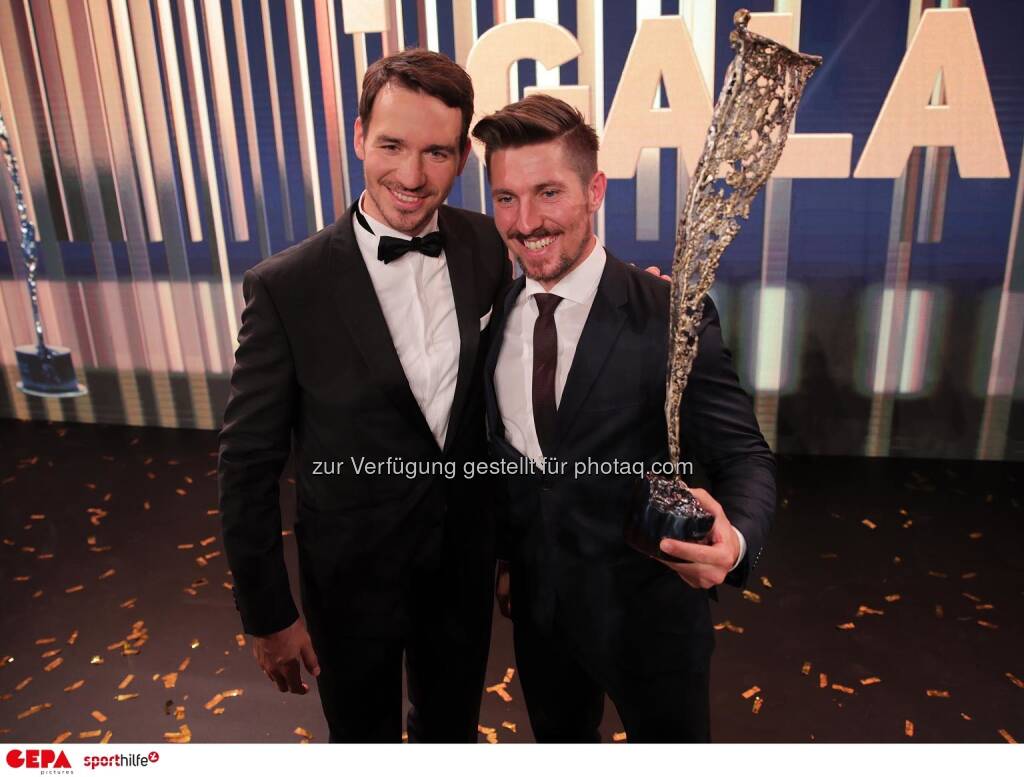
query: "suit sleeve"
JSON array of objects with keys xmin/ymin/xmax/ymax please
[
  {"xmin": 218, "ymin": 269, "xmax": 300, "ymax": 636},
  {"xmin": 677, "ymin": 296, "xmax": 776, "ymax": 589}
]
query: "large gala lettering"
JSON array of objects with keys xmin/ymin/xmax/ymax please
[{"xmin": 854, "ymin": 8, "xmax": 1008, "ymax": 178}]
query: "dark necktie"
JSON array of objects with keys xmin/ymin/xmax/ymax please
[
  {"xmin": 532, "ymin": 293, "xmax": 563, "ymax": 457},
  {"xmin": 377, "ymin": 231, "xmax": 445, "ymax": 264}
]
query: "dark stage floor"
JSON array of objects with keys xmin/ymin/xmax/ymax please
[{"xmin": 1, "ymin": 419, "xmax": 1021, "ymax": 745}]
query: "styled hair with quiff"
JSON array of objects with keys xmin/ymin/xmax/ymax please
[
  {"xmin": 471, "ymin": 94, "xmax": 599, "ymax": 184},
  {"xmin": 359, "ymin": 48, "xmax": 475, "ymax": 147}
]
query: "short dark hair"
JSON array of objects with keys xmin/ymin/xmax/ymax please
[
  {"xmin": 359, "ymin": 48, "xmax": 474, "ymax": 148},
  {"xmin": 471, "ymin": 94, "xmax": 600, "ymax": 184}
]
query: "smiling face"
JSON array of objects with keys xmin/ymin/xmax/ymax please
[
  {"xmin": 354, "ymin": 82, "xmax": 469, "ymax": 236},
  {"xmin": 489, "ymin": 139, "xmax": 607, "ymax": 290}
]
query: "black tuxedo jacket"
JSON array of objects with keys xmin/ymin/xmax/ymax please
[
  {"xmin": 219, "ymin": 203, "xmax": 510, "ymax": 638},
  {"xmin": 483, "ymin": 252, "xmax": 776, "ymax": 656}
]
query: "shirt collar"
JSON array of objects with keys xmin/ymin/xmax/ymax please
[
  {"xmin": 355, "ymin": 191, "xmax": 439, "ymax": 241},
  {"xmin": 523, "ymin": 238, "xmax": 606, "ymax": 307}
]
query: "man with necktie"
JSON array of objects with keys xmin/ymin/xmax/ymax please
[
  {"xmin": 218, "ymin": 49, "xmax": 510, "ymax": 742},
  {"xmin": 474, "ymin": 95, "xmax": 776, "ymax": 742}
]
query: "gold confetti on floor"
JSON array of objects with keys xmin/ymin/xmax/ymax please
[
  {"xmin": 118, "ymin": 674, "xmax": 135, "ymax": 690},
  {"xmin": 99, "ymin": 731, "xmax": 112, "ymax": 744},
  {"xmin": 836, "ymin": 622, "xmax": 856, "ymax": 630},
  {"xmin": 905, "ymin": 720, "xmax": 914, "ymax": 737},
  {"xmin": 752, "ymin": 696, "xmax": 763, "ymax": 714},
  {"xmin": 43, "ymin": 657, "xmax": 63, "ymax": 672},
  {"xmin": 741, "ymin": 685, "xmax": 761, "ymax": 699},
  {"xmin": 501, "ymin": 721, "xmax": 517, "ymax": 733},
  {"xmin": 502, "ymin": 667, "xmax": 515, "ymax": 683},
  {"xmin": 294, "ymin": 727, "xmax": 312, "ymax": 739},
  {"xmin": 204, "ymin": 693, "xmax": 225, "ymax": 710},
  {"xmin": 856, "ymin": 605, "xmax": 884, "ymax": 616},
  {"xmin": 861, "ymin": 519, "xmax": 877, "ymax": 529},
  {"xmin": 801, "ymin": 662, "xmax": 811, "ymax": 676},
  {"xmin": 926, "ymin": 689, "xmax": 950, "ymax": 698},
  {"xmin": 997, "ymin": 729, "xmax": 1016, "ymax": 744},
  {"xmin": 178, "ymin": 657, "xmax": 191, "ymax": 672},
  {"xmin": 961, "ymin": 712, "xmax": 972, "ymax": 720},
  {"xmin": 163, "ymin": 724, "xmax": 192, "ymax": 744},
  {"xmin": 714, "ymin": 620, "xmax": 745, "ymax": 634},
  {"xmin": 819, "ymin": 673, "xmax": 828, "ymax": 689},
  {"xmin": 831, "ymin": 684, "xmax": 855, "ymax": 695},
  {"xmin": 15, "ymin": 676, "xmax": 31, "ymax": 691},
  {"xmin": 612, "ymin": 732, "xmax": 627, "ymax": 742},
  {"xmin": 485, "ymin": 682, "xmax": 513, "ymax": 703},
  {"xmin": 52, "ymin": 731, "xmax": 71, "ymax": 744},
  {"xmin": 860, "ymin": 677, "xmax": 881, "ymax": 685},
  {"xmin": 760, "ymin": 576, "xmax": 772, "ymax": 588},
  {"xmin": 114, "ymin": 693, "xmax": 139, "ymax": 702},
  {"xmin": 883, "ymin": 594, "xmax": 901, "ymax": 602},
  {"xmin": 17, "ymin": 702, "xmax": 52, "ymax": 719},
  {"xmin": 741, "ymin": 590, "xmax": 762, "ymax": 603},
  {"xmin": 91, "ymin": 710, "xmax": 107, "ymax": 722},
  {"xmin": 977, "ymin": 620, "xmax": 999, "ymax": 629},
  {"xmin": 90, "ymin": 655, "xmax": 104, "ymax": 665},
  {"xmin": 477, "ymin": 724, "xmax": 498, "ymax": 744},
  {"xmin": 1006, "ymin": 672, "xmax": 1024, "ymax": 690},
  {"xmin": 98, "ymin": 569, "xmax": 116, "ymax": 580},
  {"xmin": 235, "ymin": 634, "xmax": 246, "ymax": 648},
  {"xmin": 65, "ymin": 585, "xmax": 84, "ymax": 594},
  {"xmin": 79, "ymin": 729, "xmax": 102, "ymax": 739}
]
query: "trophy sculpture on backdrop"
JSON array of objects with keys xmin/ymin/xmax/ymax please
[
  {"xmin": 0, "ymin": 107, "xmax": 87, "ymax": 398},
  {"xmin": 626, "ymin": 9, "xmax": 821, "ymax": 560}
]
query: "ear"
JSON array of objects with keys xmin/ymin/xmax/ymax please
[
  {"xmin": 587, "ymin": 170, "xmax": 607, "ymax": 214},
  {"xmin": 456, "ymin": 138, "xmax": 472, "ymax": 176},
  {"xmin": 353, "ymin": 117, "xmax": 366, "ymax": 161}
]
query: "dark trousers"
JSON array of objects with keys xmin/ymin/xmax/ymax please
[
  {"xmin": 313, "ymin": 614, "xmax": 491, "ymax": 743},
  {"xmin": 512, "ymin": 613, "xmax": 712, "ymax": 743},
  {"xmin": 307, "ymin": 541, "xmax": 494, "ymax": 742}
]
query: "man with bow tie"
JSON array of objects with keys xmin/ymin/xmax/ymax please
[{"xmin": 218, "ymin": 49, "xmax": 511, "ymax": 743}]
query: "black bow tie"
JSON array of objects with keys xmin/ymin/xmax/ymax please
[{"xmin": 377, "ymin": 231, "xmax": 445, "ymax": 264}]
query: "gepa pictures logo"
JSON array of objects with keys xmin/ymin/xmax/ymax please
[{"xmin": 5, "ymin": 749, "xmax": 73, "ymax": 770}]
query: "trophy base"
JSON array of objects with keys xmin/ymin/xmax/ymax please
[
  {"xmin": 625, "ymin": 473, "xmax": 714, "ymax": 562},
  {"xmin": 15, "ymin": 345, "xmax": 88, "ymax": 398}
]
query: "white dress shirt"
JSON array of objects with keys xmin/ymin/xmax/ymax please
[
  {"xmin": 495, "ymin": 240, "xmax": 606, "ymax": 463},
  {"xmin": 494, "ymin": 237, "xmax": 746, "ymax": 570},
  {"xmin": 353, "ymin": 192, "xmax": 459, "ymax": 448}
]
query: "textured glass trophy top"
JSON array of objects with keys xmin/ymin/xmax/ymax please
[
  {"xmin": 665, "ymin": 8, "xmax": 821, "ymax": 467},
  {"xmin": 627, "ymin": 9, "xmax": 820, "ymax": 561}
]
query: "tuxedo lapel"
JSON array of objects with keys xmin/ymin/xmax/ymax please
[
  {"xmin": 438, "ymin": 207, "xmax": 479, "ymax": 454},
  {"xmin": 484, "ymin": 275, "xmax": 525, "ymax": 441},
  {"xmin": 554, "ymin": 254, "xmax": 629, "ymax": 449},
  {"xmin": 329, "ymin": 205, "xmax": 437, "ymax": 449}
]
